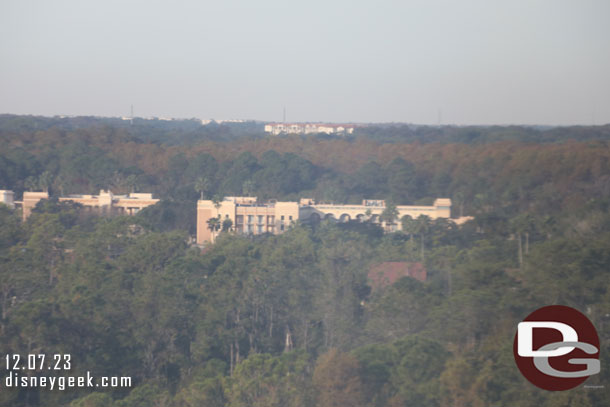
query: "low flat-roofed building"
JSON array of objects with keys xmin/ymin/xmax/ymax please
[
  {"xmin": 299, "ymin": 198, "xmax": 452, "ymax": 231},
  {"xmin": 20, "ymin": 190, "xmax": 159, "ymax": 220},
  {"xmin": 58, "ymin": 190, "xmax": 158, "ymax": 215}
]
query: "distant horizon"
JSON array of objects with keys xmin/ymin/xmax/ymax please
[{"xmin": 2, "ymin": 111, "xmax": 609, "ymax": 128}]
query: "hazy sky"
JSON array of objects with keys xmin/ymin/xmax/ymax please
[{"xmin": 1, "ymin": 0, "xmax": 609, "ymax": 125}]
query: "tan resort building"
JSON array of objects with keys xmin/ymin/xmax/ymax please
[
  {"xmin": 197, "ymin": 197, "xmax": 453, "ymax": 244},
  {"xmin": 19, "ymin": 190, "xmax": 159, "ymax": 220}
]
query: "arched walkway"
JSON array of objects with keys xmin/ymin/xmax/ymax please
[
  {"xmin": 309, "ymin": 213, "xmax": 321, "ymax": 223},
  {"xmin": 324, "ymin": 213, "xmax": 337, "ymax": 222}
]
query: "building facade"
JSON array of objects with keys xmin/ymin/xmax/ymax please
[
  {"xmin": 20, "ymin": 190, "xmax": 159, "ymax": 220},
  {"xmin": 299, "ymin": 198, "xmax": 452, "ymax": 230},
  {"xmin": 21, "ymin": 191, "xmax": 51, "ymax": 220},
  {"xmin": 197, "ymin": 197, "xmax": 299, "ymax": 244},
  {"xmin": 0, "ymin": 190, "xmax": 15, "ymax": 209},
  {"xmin": 197, "ymin": 197, "xmax": 453, "ymax": 244}
]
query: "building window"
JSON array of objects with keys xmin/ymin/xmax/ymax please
[
  {"xmin": 280, "ymin": 224, "xmax": 284, "ymax": 231},
  {"xmin": 258, "ymin": 215, "xmax": 264, "ymax": 224},
  {"xmin": 289, "ymin": 215, "xmax": 293, "ymax": 221},
  {"xmin": 257, "ymin": 225, "xmax": 263, "ymax": 234},
  {"xmin": 248, "ymin": 215, "xmax": 253, "ymax": 224},
  {"xmin": 281, "ymin": 215, "xmax": 285, "ymax": 221}
]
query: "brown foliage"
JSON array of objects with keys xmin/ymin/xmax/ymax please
[{"xmin": 313, "ymin": 348, "xmax": 365, "ymax": 407}]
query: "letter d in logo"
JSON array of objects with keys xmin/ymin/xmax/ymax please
[
  {"xmin": 513, "ymin": 305, "xmax": 600, "ymax": 391},
  {"xmin": 518, "ymin": 322, "xmax": 578, "ymax": 357}
]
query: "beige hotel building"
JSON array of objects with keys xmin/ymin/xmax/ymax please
[
  {"xmin": 18, "ymin": 190, "xmax": 159, "ymax": 220},
  {"xmin": 197, "ymin": 197, "xmax": 453, "ymax": 244}
]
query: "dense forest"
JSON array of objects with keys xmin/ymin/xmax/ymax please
[{"xmin": 0, "ymin": 115, "xmax": 609, "ymax": 406}]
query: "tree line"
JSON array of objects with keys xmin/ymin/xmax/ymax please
[
  {"xmin": 0, "ymin": 196, "xmax": 608, "ymax": 406},
  {"xmin": 2, "ymin": 118, "xmax": 610, "ymax": 223},
  {"xmin": 1, "ymin": 116, "xmax": 609, "ymax": 406}
]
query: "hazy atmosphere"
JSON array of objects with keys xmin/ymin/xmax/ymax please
[
  {"xmin": 2, "ymin": 0, "xmax": 609, "ymax": 125},
  {"xmin": 3, "ymin": 3, "xmax": 610, "ymax": 406}
]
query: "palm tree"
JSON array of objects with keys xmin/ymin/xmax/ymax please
[
  {"xmin": 55, "ymin": 174, "xmax": 68, "ymax": 195},
  {"xmin": 126, "ymin": 174, "xmax": 139, "ymax": 194},
  {"xmin": 242, "ymin": 180, "xmax": 255, "ymax": 197},
  {"xmin": 415, "ymin": 215, "xmax": 431, "ymax": 261},
  {"xmin": 207, "ymin": 217, "xmax": 220, "ymax": 233},
  {"xmin": 222, "ymin": 218, "xmax": 233, "ymax": 232},
  {"xmin": 24, "ymin": 176, "xmax": 39, "ymax": 191},
  {"xmin": 401, "ymin": 215, "xmax": 417, "ymax": 239},
  {"xmin": 510, "ymin": 213, "xmax": 535, "ymax": 268},
  {"xmin": 401, "ymin": 215, "xmax": 418, "ymax": 255},
  {"xmin": 212, "ymin": 195, "xmax": 223, "ymax": 210},
  {"xmin": 38, "ymin": 171, "xmax": 54, "ymax": 194},
  {"xmin": 195, "ymin": 177, "xmax": 211, "ymax": 200},
  {"xmin": 110, "ymin": 171, "xmax": 126, "ymax": 192},
  {"xmin": 381, "ymin": 202, "xmax": 399, "ymax": 231}
]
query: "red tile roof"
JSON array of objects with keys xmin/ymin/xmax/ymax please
[{"xmin": 368, "ymin": 261, "xmax": 426, "ymax": 291}]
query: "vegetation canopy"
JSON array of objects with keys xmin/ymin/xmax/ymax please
[{"xmin": 0, "ymin": 116, "xmax": 609, "ymax": 406}]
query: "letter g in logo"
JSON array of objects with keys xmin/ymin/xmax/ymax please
[{"xmin": 513, "ymin": 305, "xmax": 600, "ymax": 391}]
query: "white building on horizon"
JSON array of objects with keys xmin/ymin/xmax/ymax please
[{"xmin": 264, "ymin": 123, "xmax": 356, "ymax": 136}]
